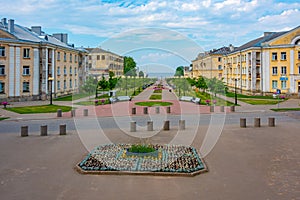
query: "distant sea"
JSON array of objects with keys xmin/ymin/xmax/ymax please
[{"xmin": 146, "ymin": 72, "xmax": 174, "ymax": 78}]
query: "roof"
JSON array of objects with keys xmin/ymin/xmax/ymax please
[
  {"xmin": 0, "ymin": 19, "xmax": 79, "ymax": 51},
  {"xmin": 85, "ymin": 47, "xmax": 123, "ymax": 57},
  {"xmin": 232, "ymin": 31, "xmax": 287, "ymax": 52}
]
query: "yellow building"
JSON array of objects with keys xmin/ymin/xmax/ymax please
[
  {"xmin": 192, "ymin": 45, "xmax": 234, "ymax": 80},
  {"xmin": 224, "ymin": 26, "xmax": 300, "ymax": 95},
  {"xmin": 0, "ymin": 18, "xmax": 87, "ymax": 101},
  {"xmin": 86, "ymin": 48, "xmax": 123, "ymax": 78}
]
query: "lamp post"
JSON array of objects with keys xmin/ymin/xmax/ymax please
[
  {"xmin": 48, "ymin": 77, "xmax": 54, "ymax": 105},
  {"xmin": 125, "ymin": 75, "xmax": 128, "ymax": 96},
  {"xmin": 133, "ymin": 75, "xmax": 136, "ymax": 95},
  {"xmin": 234, "ymin": 78, "xmax": 237, "ymax": 105},
  {"xmin": 179, "ymin": 76, "xmax": 181, "ymax": 97}
]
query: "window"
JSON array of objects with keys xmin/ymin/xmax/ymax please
[
  {"xmin": 23, "ymin": 82, "xmax": 30, "ymax": 92},
  {"xmin": 75, "ymin": 55, "xmax": 77, "ymax": 63},
  {"xmin": 272, "ymin": 80, "xmax": 278, "ymax": 89},
  {"xmin": 69, "ymin": 79, "xmax": 72, "ymax": 88},
  {"xmin": 281, "ymin": 52, "xmax": 287, "ymax": 60},
  {"xmin": 0, "ymin": 65, "xmax": 5, "ymax": 75},
  {"xmin": 97, "ymin": 55, "xmax": 100, "ymax": 60},
  {"xmin": 218, "ymin": 65, "xmax": 222, "ymax": 70},
  {"xmin": 0, "ymin": 82, "xmax": 4, "ymax": 93},
  {"xmin": 101, "ymin": 55, "xmax": 105, "ymax": 60},
  {"xmin": 272, "ymin": 52, "xmax": 277, "ymax": 60},
  {"xmin": 57, "ymin": 80, "xmax": 61, "ymax": 90},
  {"xmin": 281, "ymin": 80, "xmax": 287, "ymax": 89},
  {"xmin": 74, "ymin": 67, "xmax": 77, "ymax": 75},
  {"xmin": 75, "ymin": 79, "xmax": 77, "ymax": 87},
  {"xmin": 0, "ymin": 47, "xmax": 5, "ymax": 57},
  {"xmin": 23, "ymin": 66, "xmax": 30, "ymax": 75},
  {"xmin": 218, "ymin": 57, "xmax": 222, "ymax": 62},
  {"xmin": 281, "ymin": 66, "xmax": 287, "ymax": 75},
  {"xmin": 64, "ymin": 80, "xmax": 66, "ymax": 89},
  {"xmin": 64, "ymin": 53, "xmax": 67, "ymax": 62},
  {"xmin": 64, "ymin": 66, "xmax": 67, "ymax": 75},
  {"xmin": 272, "ymin": 67, "xmax": 278, "ymax": 75},
  {"xmin": 70, "ymin": 54, "xmax": 72, "ymax": 62},
  {"xmin": 70, "ymin": 67, "xmax": 72, "ymax": 75},
  {"xmin": 57, "ymin": 67, "xmax": 61, "ymax": 75},
  {"xmin": 57, "ymin": 52, "xmax": 60, "ymax": 61},
  {"xmin": 23, "ymin": 48, "xmax": 30, "ymax": 58}
]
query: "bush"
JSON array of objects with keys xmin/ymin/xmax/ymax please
[{"xmin": 128, "ymin": 144, "xmax": 156, "ymax": 153}]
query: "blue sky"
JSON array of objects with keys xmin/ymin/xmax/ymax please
[{"xmin": 2, "ymin": 0, "xmax": 300, "ymax": 73}]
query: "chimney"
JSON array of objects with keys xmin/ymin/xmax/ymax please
[
  {"xmin": 8, "ymin": 19, "xmax": 14, "ymax": 33},
  {"xmin": 31, "ymin": 26, "xmax": 42, "ymax": 35},
  {"xmin": 1, "ymin": 18, "xmax": 7, "ymax": 26},
  {"xmin": 229, "ymin": 44, "xmax": 234, "ymax": 51},
  {"xmin": 53, "ymin": 33, "xmax": 68, "ymax": 44}
]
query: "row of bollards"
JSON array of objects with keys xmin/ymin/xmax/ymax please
[
  {"xmin": 240, "ymin": 117, "xmax": 275, "ymax": 128},
  {"xmin": 131, "ymin": 106, "xmax": 171, "ymax": 115},
  {"xmin": 56, "ymin": 109, "xmax": 84, "ymax": 117},
  {"xmin": 130, "ymin": 120, "xmax": 185, "ymax": 132},
  {"xmin": 21, "ymin": 124, "xmax": 67, "ymax": 137}
]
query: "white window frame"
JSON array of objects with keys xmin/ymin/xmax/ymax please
[
  {"xmin": 57, "ymin": 80, "xmax": 61, "ymax": 90},
  {"xmin": 281, "ymin": 80, "xmax": 287, "ymax": 89},
  {"xmin": 272, "ymin": 52, "xmax": 277, "ymax": 60},
  {"xmin": 23, "ymin": 82, "xmax": 30, "ymax": 92},
  {"xmin": 272, "ymin": 80, "xmax": 278, "ymax": 89},
  {"xmin": 23, "ymin": 66, "xmax": 30, "ymax": 75},
  {"xmin": 0, "ymin": 47, "xmax": 5, "ymax": 57},
  {"xmin": 0, "ymin": 82, "xmax": 4, "ymax": 93},
  {"xmin": 23, "ymin": 48, "xmax": 30, "ymax": 58},
  {"xmin": 281, "ymin": 66, "xmax": 287, "ymax": 75},
  {"xmin": 0, "ymin": 65, "xmax": 5, "ymax": 75},
  {"xmin": 272, "ymin": 66, "xmax": 278, "ymax": 75},
  {"xmin": 281, "ymin": 52, "xmax": 287, "ymax": 60}
]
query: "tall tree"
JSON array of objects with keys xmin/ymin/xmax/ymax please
[
  {"xmin": 124, "ymin": 56, "xmax": 137, "ymax": 76},
  {"xmin": 139, "ymin": 70, "xmax": 144, "ymax": 77},
  {"xmin": 174, "ymin": 66, "xmax": 184, "ymax": 76},
  {"xmin": 108, "ymin": 71, "xmax": 118, "ymax": 90},
  {"xmin": 81, "ymin": 76, "xmax": 97, "ymax": 95}
]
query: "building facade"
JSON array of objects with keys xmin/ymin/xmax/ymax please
[
  {"xmin": 224, "ymin": 27, "xmax": 300, "ymax": 95},
  {"xmin": 86, "ymin": 48, "xmax": 123, "ymax": 78},
  {"xmin": 192, "ymin": 45, "xmax": 234, "ymax": 80},
  {"xmin": 0, "ymin": 18, "xmax": 87, "ymax": 101}
]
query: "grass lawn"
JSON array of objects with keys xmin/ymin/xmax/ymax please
[
  {"xmin": 271, "ymin": 108, "xmax": 300, "ymax": 112},
  {"xmin": 153, "ymin": 89, "xmax": 162, "ymax": 93},
  {"xmin": 5, "ymin": 105, "xmax": 73, "ymax": 114},
  {"xmin": 239, "ymin": 98, "xmax": 281, "ymax": 105},
  {"xmin": 149, "ymin": 94, "xmax": 162, "ymax": 100},
  {"xmin": 226, "ymin": 92, "xmax": 275, "ymax": 99},
  {"xmin": 75, "ymin": 99, "xmax": 110, "ymax": 106},
  {"xmin": 0, "ymin": 117, "xmax": 9, "ymax": 121},
  {"xmin": 54, "ymin": 93, "xmax": 90, "ymax": 101},
  {"xmin": 135, "ymin": 101, "xmax": 173, "ymax": 107},
  {"xmin": 196, "ymin": 92, "xmax": 235, "ymax": 106}
]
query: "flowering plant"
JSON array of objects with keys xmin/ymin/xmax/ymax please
[
  {"xmin": 279, "ymin": 95, "xmax": 285, "ymax": 99},
  {"xmin": 213, "ymin": 100, "xmax": 217, "ymax": 105},
  {"xmin": 1, "ymin": 101, "xmax": 8, "ymax": 108},
  {"xmin": 94, "ymin": 100, "xmax": 98, "ymax": 105},
  {"xmin": 205, "ymin": 99, "xmax": 210, "ymax": 105},
  {"xmin": 101, "ymin": 99, "xmax": 105, "ymax": 104}
]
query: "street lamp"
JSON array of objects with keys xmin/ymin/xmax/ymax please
[
  {"xmin": 94, "ymin": 76, "xmax": 98, "ymax": 98},
  {"xmin": 125, "ymin": 75, "xmax": 128, "ymax": 96},
  {"xmin": 133, "ymin": 75, "xmax": 136, "ymax": 95},
  {"xmin": 234, "ymin": 78, "xmax": 237, "ymax": 105},
  {"xmin": 48, "ymin": 76, "xmax": 54, "ymax": 105}
]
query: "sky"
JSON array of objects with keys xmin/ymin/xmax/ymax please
[{"xmin": 1, "ymin": 0, "xmax": 300, "ymax": 73}]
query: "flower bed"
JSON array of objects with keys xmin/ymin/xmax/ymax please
[{"xmin": 77, "ymin": 144, "xmax": 207, "ymax": 176}]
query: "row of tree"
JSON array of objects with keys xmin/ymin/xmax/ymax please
[{"xmin": 187, "ymin": 76, "xmax": 228, "ymax": 96}]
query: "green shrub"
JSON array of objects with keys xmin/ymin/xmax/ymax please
[{"xmin": 128, "ymin": 144, "xmax": 156, "ymax": 153}]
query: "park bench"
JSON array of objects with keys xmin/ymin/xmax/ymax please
[
  {"xmin": 191, "ymin": 97, "xmax": 201, "ymax": 104},
  {"xmin": 117, "ymin": 96, "xmax": 131, "ymax": 101},
  {"xmin": 179, "ymin": 96, "xmax": 193, "ymax": 102},
  {"xmin": 109, "ymin": 97, "xmax": 118, "ymax": 103}
]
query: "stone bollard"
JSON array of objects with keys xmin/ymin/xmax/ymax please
[
  {"xmin": 220, "ymin": 106, "xmax": 224, "ymax": 112},
  {"xmin": 71, "ymin": 109, "xmax": 76, "ymax": 117},
  {"xmin": 210, "ymin": 106, "xmax": 214, "ymax": 112},
  {"xmin": 132, "ymin": 107, "xmax": 136, "ymax": 115},
  {"xmin": 40, "ymin": 125, "xmax": 48, "ymax": 136},
  {"xmin": 57, "ymin": 109, "xmax": 62, "ymax": 117},
  {"xmin": 155, "ymin": 106, "xmax": 160, "ymax": 114},
  {"xmin": 83, "ymin": 109, "xmax": 88, "ymax": 116},
  {"xmin": 254, "ymin": 118, "xmax": 261, "ymax": 127},
  {"xmin": 130, "ymin": 121, "xmax": 136, "ymax": 132},
  {"xmin": 230, "ymin": 106, "xmax": 235, "ymax": 112},
  {"xmin": 166, "ymin": 106, "xmax": 171, "ymax": 114},
  {"xmin": 240, "ymin": 118, "xmax": 246, "ymax": 128},
  {"xmin": 179, "ymin": 120, "xmax": 185, "ymax": 130},
  {"xmin": 268, "ymin": 117, "xmax": 275, "ymax": 127},
  {"xmin": 147, "ymin": 121, "xmax": 153, "ymax": 131},
  {"xmin": 59, "ymin": 124, "xmax": 67, "ymax": 135},
  {"xmin": 163, "ymin": 120, "xmax": 170, "ymax": 131},
  {"xmin": 143, "ymin": 107, "xmax": 148, "ymax": 114},
  {"xmin": 21, "ymin": 126, "xmax": 28, "ymax": 137}
]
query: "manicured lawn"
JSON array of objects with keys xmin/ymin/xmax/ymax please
[
  {"xmin": 54, "ymin": 93, "xmax": 90, "ymax": 101},
  {"xmin": 226, "ymin": 92, "xmax": 275, "ymax": 99},
  {"xmin": 135, "ymin": 101, "xmax": 173, "ymax": 107},
  {"xmin": 153, "ymin": 89, "xmax": 162, "ymax": 93},
  {"xmin": 5, "ymin": 105, "xmax": 73, "ymax": 114},
  {"xmin": 75, "ymin": 99, "xmax": 110, "ymax": 106},
  {"xmin": 271, "ymin": 108, "xmax": 300, "ymax": 112},
  {"xmin": 149, "ymin": 94, "xmax": 162, "ymax": 100},
  {"xmin": 239, "ymin": 98, "xmax": 281, "ymax": 105},
  {"xmin": 0, "ymin": 117, "xmax": 9, "ymax": 121},
  {"xmin": 196, "ymin": 92, "xmax": 235, "ymax": 106}
]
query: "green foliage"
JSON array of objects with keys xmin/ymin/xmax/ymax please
[
  {"xmin": 174, "ymin": 66, "xmax": 184, "ymax": 76},
  {"xmin": 240, "ymin": 99, "xmax": 280, "ymax": 105},
  {"xmin": 195, "ymin": 76, "xmax": 208, "ymax": 92},
  {"xmin": 6, "ymin": 105, "xmax": 73, "ymax": 114},
  {"xmin": 54, "ymin": 93, "xmax": 90, "ymax": 101},
  {"xmin": 135, "ymin": 101, "xmax": 173, "ymax": 107},
  {"xmin": 128, "ymin": 144, "xmax": 156, "ymax": 153},
  {"xmin": 124, "ymin": 56, "xmax": 137, "ymax": 76},
  {"xmin": 98, "ymin": 76, "xmax": 109, "ymax": 90},
  {"xmin": 153, "ymin": 89, "xmax": 162, "ymax": 93},
  {"xmin": 149, "ymin": 94, "xmax": 162, "ymax": 100},
  {"xmin": 206, "ymin": 77, "xmax": 226, "ymax": 96},
  {"xmin": 225, "ymin": 92, "xmax": 275, "ymax": 99},
  {"xmin": 81, "ymin": 76, "xmax": 97, "ymax": 94},
  {"xmin": 139, "ymin": 71, "xmax": 144, "ymax": 77},
  {"xmin": 271, "ymin": 108, "xmax": 300, "ymax": 112},
  {"xmin": 0, "ymin": 117, "xmax": 9, "ymax": 121}
]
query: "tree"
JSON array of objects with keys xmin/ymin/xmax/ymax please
[
  {"xmin": 195, "ymin": 76, "xmax": 208, "ymax": 92},
  {"xmin": 98, "ymin": 76, "xmax": 109, "ymax": 92},
  {"xmin": 81, "ymin": 76, "xmax": 97, "ymax": 95},
  {"xmin": 108, "ymin": 71, "xmax": 118, "ymax": 90},
  {"xmin": 124, "ymin": 56, "xmax": 137, "ymax": 76},
  {"xmin": 207, "ymin": 77, "xmax": 226, "ymax": 96},
  {"xmin": 174, "ymin": 66, "xmax": 184, "ymax": 76},
  {"xmin": 139, "ymin": 71, "xmax": 144, "ymax": 77}
]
